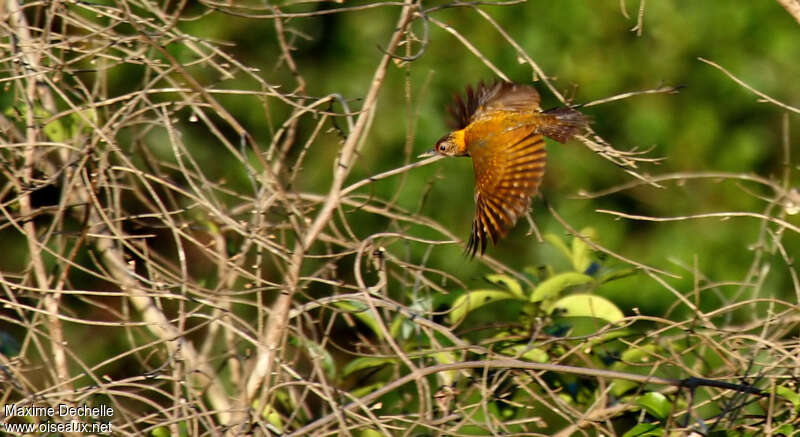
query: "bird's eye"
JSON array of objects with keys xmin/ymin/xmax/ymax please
[{"xmin": 438, "ymin": 143, "xmax": 446, "ymax": 151}]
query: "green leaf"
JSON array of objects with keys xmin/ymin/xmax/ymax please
[
  {"xmin": 777, "ymin": 385, "xmax": 800, "ymax": 411},
  {"xmin": 272, "ymin": 390, "xmax": 296, "ymax": 419},
  {"xmin": 29, "ymin": 106, "xmax": 71, "ymax": 143},
  {"xmin": 585, "ymin": 328, "xmax": 635, "ymax": 348},
  {"xmin": 289, "ymin": 337, "xmax": 336, "ymax": 380},
  {"xmin": 599, "ymin": 266, "xmax": 639, "ymax": 283},
  {"xmin": 773, "ymin": 424, "xmax": 797, "ymax": 435},
  {"xmin": 448, "ymin": 289, "xmax": 518, "ymax": 325},
  {"xmin": 44, "ymin": 118, "xmax": 67, "ymax": 142},
  {"xmin": 620, "ymin": 344, "xmax": 659, "ymax": 364},
  {"xmin": 547, "ymin": 294, "xmax": 624, "ymax": 324},
  {"xmin": 389, "ymin": 314, "xmax": 406, "ymax": 339},
  {"xmin": 636, "ymin": 392, "xmax": 672, "ymax": 420},
  {"xmin": 250, "ymin": 398, "xmax": 284, "ymax": 434},
  {"xmin": 544, "ymin": 232, "xmax": 573, "ymax": 262},
  {"xmin": 350, "ymin": 382, "xmax": 384, "ymax": 399},
  {"xmin": 432, "ymin": 350, "xmax": 464, "ymax": 386},
  {"xmin": 524, "ymin": 264, "xmax": 556, "ymax": 281},
  {"xmin": 611, "ymin": 379, "xmax": 639, "ymax": 397},
  {"xmin": 261, "ymin": 406, "xmax": 284, "ymax": 433},
  {"xmin": 621, "ymin": 423, "xmax": 662, "ymax": 437},
  {"xmin": 500, "ymin": 344, "xmax": 549, "ymax": 363},
  {"xmin": 334, "ymin": 301, "xmax": 384, "ymax": 340},
  {"xmin": 69, "ymin": 108, "xmax": 98, "ymax": 136},
  {"xmin": 484, "ymin": 273, "xmax": 525, "ymax": 298},
  {"xmin": 531, "ymin": 273, "xmax": 594, "ymax": 303},
  {"xmin": 342, "ymin": 357, "xmax": 396, "ymax": 377},
  {"xmin": 150, "ymin": 427, "xmax": 171, "ymax": 437},
  {"xmin": 571, "ymin": 227, "xmax": 597, "ymax": 273}
]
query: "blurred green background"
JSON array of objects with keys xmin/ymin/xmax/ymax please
[
  {"xmin": 171, "ymin": 0, "xmax": 800, "ymax": 316},
  {"xmin": 5, "ymin": 0, "xmax": 798, "ymax": 318}
]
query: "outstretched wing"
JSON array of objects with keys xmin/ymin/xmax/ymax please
[
  {"xmin": 466, "ymin": 125, "xmax": 546, "ymax": 256},
  {"xmin": 449, "ymin": 81, "xmax": 541, "ymax": 129}
]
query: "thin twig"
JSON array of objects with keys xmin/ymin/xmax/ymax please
[
  {"xmin": 596, "ymin": 209, "xmax": 800, "ymax": 235},
  {"xmin": 699, "ymin": 57, "xmax": 800, "ymax": 114},
  {"xmin": 288, "ymin": 358, "xmax": 763, "ymax": 436},
  {"xmin": 774, "ymin": 0, "xmax": 800, "ymax": 24}
]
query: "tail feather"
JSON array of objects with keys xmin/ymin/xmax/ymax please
[{"xmin": 540, "ymin": 107, "xmax": 590, "ymax": 143}]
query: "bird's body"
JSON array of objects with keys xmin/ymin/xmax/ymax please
[{"xmin": 427, "ymin": 81, "xmax": 588, "ymax": 256}]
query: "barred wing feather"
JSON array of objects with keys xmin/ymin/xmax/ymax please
[{"xmin": 466, "ymin": 126, "xmax": 546, "ymax": 256}]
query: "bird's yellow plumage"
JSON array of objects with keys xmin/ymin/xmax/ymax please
[{"xmin": 426, "ymin": 81, "xmax": 588, "ymax": 256}]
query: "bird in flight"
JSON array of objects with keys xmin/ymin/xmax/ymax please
[{"xmin": 422, "ymin": 81, "xmax": 588, "ymax": 256}]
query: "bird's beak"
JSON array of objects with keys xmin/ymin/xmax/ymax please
[{"xmin": 417, "ymin": 148, "xmax": 437, "ymax": 159}]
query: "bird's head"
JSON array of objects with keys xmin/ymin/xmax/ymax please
[{"xmin": 419, "ymin": 129, "xmax": 469, "ymax": 158}]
